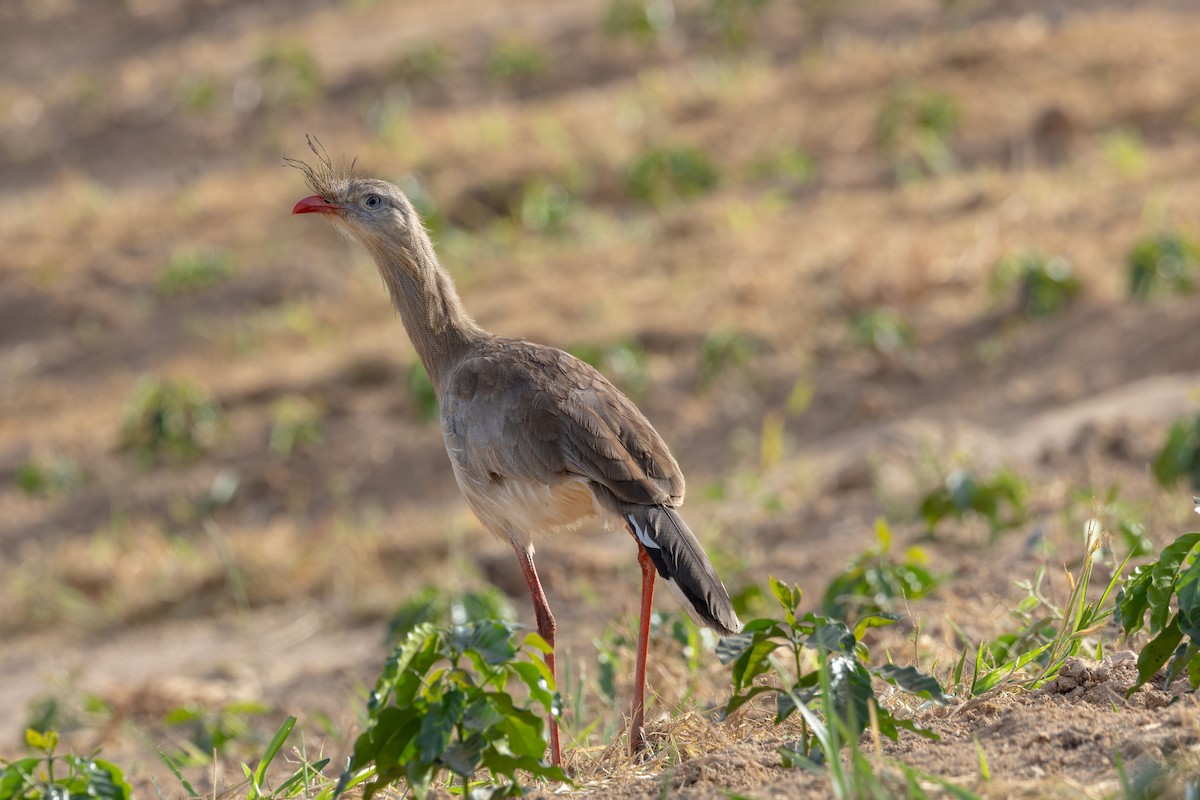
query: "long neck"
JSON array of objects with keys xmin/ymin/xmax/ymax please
[{"xmin": 364, "ymin": 228, "xmax": 487, "ymax": 390}]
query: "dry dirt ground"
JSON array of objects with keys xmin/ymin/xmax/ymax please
[{"xmin": 4, "ymin": 0, "xmax": 1200, "ymax": 797}]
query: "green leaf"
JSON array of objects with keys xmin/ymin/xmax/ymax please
[
  {"xmin": 730, "ymin": 637, "xmax": 783, "ymax": 691},
  {"xmin": 418, "ymin": 689, "xmax": 465, "ymax": 764},
  {"xmin": 252, "ymin": 715, "xmax": 296, "ymax": 791},
  {"xmin": 716, "ymin": 632, "xmax": 756, "ymax": 664},
  {"xmin": 852, "ymin": 613, "xmax": 899, "ymax": 641},
  {"xmin": 453, "ymin": 621, "xmax": 519, "ymax": 666},
  {"xmin": 1147, "ymin": 533, "xmax": 1200, "ymax": 633},
  {"xmin": 1130, "ymin": 617, "xmax": 1184, "ymax": 696},
  {"xmin": 808, "ymin": 621, "xmax": 855, "ymax": 654},
  {"xmin": 1175, "ymin": 555, "xmax": 1200, "ymax": 640},
  {"xmin": 724, "ymin": 684, "xmax": 779, "ymax": 717},
  {"xmin": 1165, "ymin": 640, "xmax": 1200, "ymax": 687},
  {"xmin": 873, "ymin": 664, "xmax": 949, "ymax": 703},
  {"xmin": 1117, "ymin": 563, "xmax": 1154, "ymax": 636}
]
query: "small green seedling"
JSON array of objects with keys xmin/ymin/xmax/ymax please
[
  {"xmin": 387, "ymin": 584, "xmax": 516, "ymax": 645},
  {"xmin": 918, "ymin": 468, "xmax": 1027, "ymax": 540},
  {"xmin": 118, "ymin": 375, "xmax": 223, "ymax": 465},
  {"xmin": 626, "ymin": 146, "xmax": 719, "ymax": 206},
  {"xmin": 822, "ymin": 519, "xmax": 942, "ymax": 622},
  {"xmin": 1117, "ymin": 529, "xmax": 1200, "ymax": 694},
  {"xmin": 1128, "ymin": 232, "xmax": 1199, "ymax": 299},
  {"xmin": 1152, "ymin": 414, "xmax": 1200, "ymax": 491},
  {"xmin": 1, "ymin": 729, "xmax": 131, "ymax": 800},
  {"xmin": 269, "ymin": 396, "xmax": 325, "ymax": 457},
  {"xmin": 849, "ymin": 307, "xmax": 914, "ymax": 356},
  {"xmin": 718, "ymin": 577, "xmax": 945, "ymax": 762},
  {"xmin": 14, "ymin": 454, "xmax": 84, "ymax": 497},
  {"xmin": 163, "ymin": 700, "xmax": 272, "ymax": 767},
  {"xmin": 258, "ymin": 41, "xmax": 322, "ymax": 106},
  {"xmin": 706, "ymin": 0, "xmax": 770, "ymax": 48},
  {"xmin": 876, "ymin": 85, "xmax": 960, "ymax": 180},
  {"xmin": 697, "ymin": 328, "xmax": 764, "ymax": 386},
  {"xmin": 603, "ymin": 0, "xmax": 675, "ymax": 43},
  {"xmin": 486, "ymin": 39, "xmax": 547, "ymax": 84},
  {"xmin": 990, "ymin": 252, "xmax": 1081, "ymax": 318},
  {"xmin": 157, "ymin": 248, "xmax": 235, "ymax": 295},
  {"xmin": 517, "ymin": 180, "xmax": 573, "ymax": 233},
  {"xmin": 338, "ymin": 621, "xmax": 567, "ymax": 799}
]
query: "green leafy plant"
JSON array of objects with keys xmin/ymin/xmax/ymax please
[
  {"xmin": 258, "ymin": 41, "xmax": 322, "ymax": 106},
  {"xmin": 778, "ymin": 662, "xmax": 981, "ymax": 799},
  {"xmin": 1117, "ymin": 531, "xmax": 1200, "ymax": 694},
  {"xmin": 161, "ymin": 715, "xmax": 335, "ymax": 800},
  {"xmin": 338, "ymin": 621, "xmax": 567, "ymax": 799},
  {"xmin": 0, "ymin": 729, "xmax": 131, "ymax": 800},
  {"xmin": 822, "ymin": 519, "xmax": 942, "ymax": 622},
  {"xmin": 718, "ymin": 577, "xmax": 946, "ymax": 761},
  {"xmin": 603, "ymin": 0, "xmax": 675, "ymax": 43},
  {"xmin": 706, "ymin": 0, "xmax": 769, "ymax": 48},
  {"xmin": 919, "ymin": 468, "xmax": 1027, "ymax": 539},
  {"xmin": 163, "ymin": 700, "xmax": 272, "ymax": 767},
  {"xmin": 626, "ymin": 146, "xmax": 719, "ymax": 205},
  {"xmin": 392, "ymin": 42, "xmax": 451, "ymax": 85},
  {"xmin": 849, "ymin": 307, "xmax": 914, "ymax": 356},
  {"xmin": 954, "ymin": 526, "xmax": 1127, "ymax": 696},
  {"xmin": 14, "ymin": 454, "xmax": 84, "ymax": 497},
  {"xmin": 269, "ymin": 396, "xmax": 325, "ymax": 457},
  {"xmin": 1152, "ymin": 414, "xmax": 1200, "ymax": 491},
  {"xmin": 697, "ymin": 328, "xmax": 765, "ymax": 386},
  {"xmin": 486, "ymin": 39, "xmax": 547, "ymax": 85},
  {"xmin": 387, "ymin": 585, "xmax": 516, "ymax": 646},
  {"xmin": 1128, "ymin": 232, "xmax": 1200, "ymax": 299},
  {"xmin": 405, "ymin": 361, "xmax": 440, "ymax": 423},
  {"xmin": 1068, "ymin": 486, "xmax": 1153, "ymax": 557},
  {"xmin": 157, "ymin": 248, "xmax": 236, "ymax": 295},
  {"xmin": 517, "ymin": 180, "xmax": 572, "ymax": 233},
  {"xmin": 990, "ymin": 252, "xmax": 1081, "ymax": 318},
  {"xmin": 876, "ymin": 86, "xmax": 960, "ymax": 180},
  {"xmin": 570, "ymin": 339, "xmax": 650, "ymax": 396},
  {"xmin": 118, "ymin": 375, "xmax": 223, "ymax": 465},
  {"xmin": 178, "ymin": 74, "xmax": 220, "ymax": 112},
  {"xmin": 751, "ymin": 145, "xmax": 817, "ymax": 186}
]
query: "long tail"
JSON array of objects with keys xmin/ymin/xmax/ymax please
[{"xmin": 623, "ymin": 504, "xmax": 742, "ymax": 635}]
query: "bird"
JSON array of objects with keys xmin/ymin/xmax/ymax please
[{"xmin": 287, "ymin": 137, "xmax": 741, "ymax": 764}]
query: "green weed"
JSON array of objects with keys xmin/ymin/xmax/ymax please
[
  {"xmin": 1068, "ymin": 486, "xmax": 1153, "ymax": 557},
  {"xmin": 603, "ymin": 0, "xmax": 675, "ymax": 43},
  {"xmin": 257, "ymin": 41, "xmax": 322, "ymax": 106},
  {"xmin": 178, "ymin": 74, "xmax": 220, "ymax": 113},
  {"xmin": 751, "ymin": 145, "xmax": 817, "ymax": 186},
  {"xmin": 118, "ymin": 375, "xmax": 223, "ymax": 465},
  {"xmin": 14, "ymin": 454, "xmax": 85, "ymax": 497},
  {"xmin": 706, "ymin": 0, "xmax": 770, "ymax": 48},
  {"xmin": 269, "ymin": 396, "xmax": 325, "ymax": 458},
  {"xmin": 406, "ymin": 362, "xmax": 439, "ymax": 422},
  {"xmin": 718, "ymin": 577, "xmax": 946, "ymax": 756},
  {"xmin": 954, "ymin": 524, "xmax": 1127, "ymax": 696},
  {"xmin": 486, "ymin": 39, "xmax": 547, "ymax": 85},
  {"xmin": 1, "ymin": 729, "xmax": 131, "ymax": 800},
  {"xmin": 697, "ymin": 328, "xmax": 764, "ymax": 386},
  {"xmin": 850, "ymin": 307, "xmax": 914, "ymax": 356},
  {"xmin": 387, "ymin": 585, "xmax": 516, "ymax": 646},
  {"xmin": 822, "ymin": 519, "xmax": 942, "ymax": 622},
  {"xmin": 626, "ymin": 145, "xmax": 720, "ymax": 205},
  {"xmin": 163, "ymin": 701, "xmax": 272, "ymax": 767},
  {"xmin": 157, "ymin": 248, "xmax": 235, "ymax": 295},
  {"xmin": 991, "ymin": 252, "xmax": 1081, "ymax": 318},
  {"xmin": 876, "ymin": 85, "xmax": 960, "ymax": 181},
  {"xmin": 1117, "ymin": 529, "xmax": 1200, "ymax": 694},
  {"xmin": 517, "ymin": 179, "xmax": 573, "ymax": 233},
  {"xmin": 339, "ymin": 621, "xmax": 567, "ymax": 799},
  {"xmin": 1128, "ymin": 232, "xmax": 1199, "ymax": 299},
  {"xmin": 392, "ymin": 42, "xmax": 451, "ymax": 85},
  {"xmin": 1101, "ymin": 129, "xmax": 1147, "ymax": 177},
  {"xmin": 1152, "ymin": 414, "xmax": 1200, "ymax": 491},
  {"xmin": 918, "ymin": 468, "xmax": 1027, "ymax": 540}
]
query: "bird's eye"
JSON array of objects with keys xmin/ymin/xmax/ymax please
[{"xmin": 364, "ymin": 194, "xmax": 382, "ymax": 209}]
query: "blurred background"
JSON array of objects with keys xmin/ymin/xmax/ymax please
[{"xmin": 3, "ymin": 0, "xmax": 1200, "ymax": 793}]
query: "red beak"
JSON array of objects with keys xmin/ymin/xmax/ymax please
[{"xmin": 292, "ymin": 194, "xmax": 343, "ymax": 216}]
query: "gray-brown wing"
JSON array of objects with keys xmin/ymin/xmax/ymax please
[{"xmin": 443, "ymin": 341, "xmax": 684, "ymax": 506}]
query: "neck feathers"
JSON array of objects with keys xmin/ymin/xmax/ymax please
[{"xmin": 364, "ymin": 227, "xmax": 485, "ymax": 390}]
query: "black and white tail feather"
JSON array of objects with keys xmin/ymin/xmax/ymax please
[{"xmin": 624, "ymin": 504, "xmax": 742, "ymax": 636}]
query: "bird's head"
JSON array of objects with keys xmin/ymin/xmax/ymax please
[{"xmin": 286, "ymin": 136, "xmax": 421, "ymax": 253}]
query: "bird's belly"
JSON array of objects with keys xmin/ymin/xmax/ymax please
[{"xmin": 454, "ymin": 468, "xmax": 600, "ymax": 547}]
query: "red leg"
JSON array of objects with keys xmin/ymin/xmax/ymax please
[
  {"xmin": 630, "ymin": 546, "xmax": 656, "ymax": 758},
  {"xmin": 514, "ymin": 544, "xmax": 562, "ymax": 766}
]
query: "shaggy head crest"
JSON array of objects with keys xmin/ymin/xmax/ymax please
[{"xmin": 283, "ymin": 134, "xmax": 360, "ymax": 201}]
